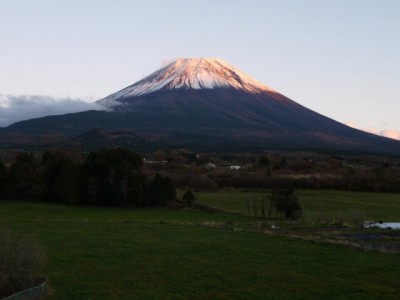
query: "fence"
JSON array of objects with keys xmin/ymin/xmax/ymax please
[{"xmin": 2, "ymin": 282, "xmax": 47, "ymax": 300}]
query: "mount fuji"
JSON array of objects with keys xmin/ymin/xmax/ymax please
[
  {"xmin": 98, "ymin": 58, "xmax": 276, "ymax": 108},
  {"xmin": 2, "ymin": 58, "xmax": 400, "ymax": 153}
]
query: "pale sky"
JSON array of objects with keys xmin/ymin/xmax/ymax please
[{"xmin": 0, "ymin": 0, "xmax": 399, "ymax": 138}]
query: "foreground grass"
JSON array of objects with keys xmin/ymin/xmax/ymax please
[{"xmin": 1, "ymin": 199, "xmax": 400, "ymax": 299}]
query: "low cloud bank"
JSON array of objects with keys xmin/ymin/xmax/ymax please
[
  {"xmin": 0, "ymin": 94, "xmax": 106, "ymax": 127},
  {"xmin": 379, "ymin": 130, "xmax": 400, "ymax": 141},
  {"xmin": 345, "ymin": 122, "xmax": 400, "ymax": 141}
]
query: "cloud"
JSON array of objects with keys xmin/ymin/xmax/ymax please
[
  {"xmin": 0, "ymin": 94, "xmax": 106, "ymax": 127},
  {"xmin": 344, "ymin": 121, "xmax": 356, "ymax": 129},
  {"xmin": 344, "ymin": 121, "xmax": 400, "ymax": 141},
  {"xmin": 379, "ymin": 130, "xmax": 400, "ymax": 140},
  {"xmin": 160, "ymin": 57, "xmax": 184, "ymax": 67}
]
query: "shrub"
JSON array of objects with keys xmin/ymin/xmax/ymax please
[
  {"xmin": 182, "ymin": 189, "xmax": 196, "ymax": 207},
  {"xmin": 0, "ymin": 230, "xmax": 47, "ymax": 293}
]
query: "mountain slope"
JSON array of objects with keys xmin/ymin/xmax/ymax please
[{"xmin": 2, "ymin": 58, "xmax": 400, "ymax": 154}]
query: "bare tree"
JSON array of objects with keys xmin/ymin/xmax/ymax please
[
  {"xmin": 252, "ymin": 199, "xmax": 258, "ymax": 217},
  {"xmin": 244, "ymin": 197, "xmax": 251, "ymax": 216},
  {"xmin": 260, "ymin": 196, "xmax": 268, "ymax": 219}
]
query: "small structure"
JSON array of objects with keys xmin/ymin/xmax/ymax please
[
  {"xmin": 229, "ymin": 165, "xmax": 241, "ymax": 170},
  {"xmin": 204, "ymin": 163, "xmax": 216, "ymax": 171},
  {"xmin": 143, "ymin": 159, "xmax": 168, "ymax": 165}
]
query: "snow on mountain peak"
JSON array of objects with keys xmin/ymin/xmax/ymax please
[{"xmin": 99, "ymin": 58, "xmax": 276, "ymax": 106}]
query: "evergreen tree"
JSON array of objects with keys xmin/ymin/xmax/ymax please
[
  {"xmin": 82, "ymin": 148, "xmax": 143, "ymax": 206},
  {"xmin": 182, "ymin": 189, "xmax": 196, "ymax": 207},
  {"xmin": 39, "ymin": 151, "xmax": 68, "ymax": 202},
  {"xmin": 147, "ymin": 174, "xmax": 176, "ymax": 206},
  {"xmin": 0, "ymin": 160, "xmax": 7, "ymax": 199},
  {"xmin": 54, "ymin": 160, "xmax": 81, "ymax": 204},
  {"xmin": 8, "ymin": 153, "xmax": 37, "ymax": 200},
  {"xmin": 258, "ymin": 156, "xmax": 269, "ymax": 168},
  {"xmin": 126, "ymin": 171, "xmax": 145, "ymax": 207}
]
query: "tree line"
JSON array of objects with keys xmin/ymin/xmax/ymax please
[
  {"xmin": 143, "ymin": 150, "xmax": 400, "ymax": 193},
  {"xmin": 0, "ymin": 148, "xmax": 176, "ymax": 207}
]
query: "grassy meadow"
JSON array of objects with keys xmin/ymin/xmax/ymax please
[
  {"xmin": 1, "ymin": 189, "xmax": 400, "ymax": 299},
  {"xmin": 194, "ymin": 189, "xmax": 400, "ymax": 222}
]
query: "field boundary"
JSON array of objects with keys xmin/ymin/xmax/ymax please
[{"xmin": 2, "ymin": 281, "xmax": 46, "ymax": 300}]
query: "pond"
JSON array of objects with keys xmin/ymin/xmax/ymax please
[{"xmin": 363, "ymin": 221, "xmax": 400, "ymax": 229}]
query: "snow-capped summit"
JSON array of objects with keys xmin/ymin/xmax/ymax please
[{"xmin": 98, "ymin": 58, "xmax": 276, "ymax": 107}]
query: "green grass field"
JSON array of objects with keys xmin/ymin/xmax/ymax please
[
  {"xmin": 1, "ymin": 189, "xmax": 400, "ymax": 299},
  {"xmin": 194, "ymin": 189, "xmax": 400, "ymax": 222}
]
